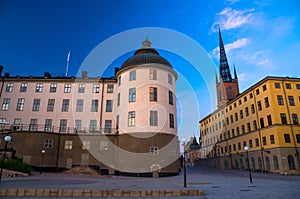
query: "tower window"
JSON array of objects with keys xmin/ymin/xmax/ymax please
[
  {"xmin": 169, "ymin": 113, "xmax": 174, "ymax": 128},
  {"xmin": 128, "ymin": 111, "xmax": 135, "ymax": 127},
  {"xmin": 168, "ymin": 74, "xmax": 172, "ymax": 85},
  {"xmin": 150, "ymin": 87, "xmax": 157, "ymax": 102},
  {"xmin": 169, "ymin": 91, "xmax": 173, "ymax": 105},
  {"xmin": 150, "ymin": 110, "xmax": 158, "ymax": 126},
  {"xmin": 129, "ymin": 88, "xmax": 136, "ymax": 102},
  {"xmin": 149, "ymin": 69, "xmax": 157, "ymax": 80},
  {"xmin": 129, "ymin": 70, "xmax": 136, "ymax": 81}
]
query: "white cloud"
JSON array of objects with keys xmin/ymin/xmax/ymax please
[
  {"xmin": 211, "ymin": 7, "xmax": 255, "ymax": 32},
  {"xmin": 210, "ymin": 38, "xmax": 250, "ymax": 59},
  {"xmin": 226, "ymin": 0, "xmax": 240, "ymax": 5}
]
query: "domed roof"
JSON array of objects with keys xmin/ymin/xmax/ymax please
[{"xmin": 121, "ymin": 39, "xmax": 172, "ymax": 69}]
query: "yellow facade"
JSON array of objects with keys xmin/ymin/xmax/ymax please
[{"xmin": 199, "ymin": 76, "xmax": 300, "ymax": 175}]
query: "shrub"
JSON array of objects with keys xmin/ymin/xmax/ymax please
[{"xmin": 0, "ymin": 158, "xmax": 31, "ymax": 174}]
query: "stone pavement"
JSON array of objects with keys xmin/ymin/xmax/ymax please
[{"xmin": 0, "ymin": 166, "xmax": 300, "ymax": 198}]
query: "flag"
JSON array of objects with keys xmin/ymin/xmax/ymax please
[{"xmin": 67, "ymin": 51, "xmax": 71, "ymax": 62}]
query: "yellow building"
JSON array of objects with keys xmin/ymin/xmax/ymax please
[{"xmin": 199, "ymin": 76, "xmax": 300, "ymax": 175}]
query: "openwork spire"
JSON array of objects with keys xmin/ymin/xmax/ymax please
[{"xmin": 219, "ymin": 26, "xmax": 233, "ymax": 82}]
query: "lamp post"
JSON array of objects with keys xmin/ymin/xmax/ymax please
[
  {"xmin": 0, "ymin": 135, "xmax": 12, "ymax": 182},
  {"xmin": 181, "ymin": 137, "xmax": 187, "ymax": 188},
  {"xmin": 40, "ymin": 150, "xmax": 45, "ymax": 174},
  {"xmin": 244, "ymin": 146, "xmax": 253, "ymax": 183}
]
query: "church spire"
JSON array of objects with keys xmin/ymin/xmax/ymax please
[{"xmin": 218, "ymin": 26, "xmax": 232, "ymax": 82}]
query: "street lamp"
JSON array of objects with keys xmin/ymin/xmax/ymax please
[
  {"xmin": 0, "ymin": 135, "xmax": 12, "ymax": 182},
  {"xmin": 181, "ymin": 137, "xmax": 187, "ymax": 188},
  {"xmin": 244, "ymin": 146, "xmax": 253, "ymax": 183},
  {"xmin": 40, "ymin": 150, "xmax": 45, "ymax": 174}
]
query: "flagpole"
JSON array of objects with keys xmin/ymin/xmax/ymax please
[{"xmin": 65, "ymin": 51, "xmax": 70, "ymax": 77}]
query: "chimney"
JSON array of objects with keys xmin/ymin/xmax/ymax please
[
  {"xmin": 82, "ymin": 71, "xmax": 87, "ymax": 78},
  {"xmin": 4, "ymin": 73, "xmax": 10, "ymax": 78},
  {"xmin": 44, "ymin": 72, "xmax": 51, "ymax": 78}
]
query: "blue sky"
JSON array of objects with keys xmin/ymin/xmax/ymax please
[{"xmin": 1, "ymin": 0, "xmax": 300, "ymax": 142}]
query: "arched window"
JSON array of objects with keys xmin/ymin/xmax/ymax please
[
  {"xmin": 273, "ymin": 156, "xmax": 279, "ymax": 170},
  {"xmin": 265, "ymin": 156, "xmax": 270, "ymax": 170},
  {"xmin": 251, "ymin": 157, "xmax": 256, "ymax": 171},
  {"xmin": 288, "ymin": 155, "xmax": 296, "ymax": 170},
  {"xmin": 240, "ymin": 158, "xmax": 244, "ymax": 170},
  {"xmin": 258, "ymin": 157, "xmax": 262, "ymax": 172}
]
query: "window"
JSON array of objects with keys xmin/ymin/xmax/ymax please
[
  {"xmin": 238, "ymin": 143, "xmax": 241, "ymax": 150},
  {"xmin": 150, "ymin": 146, "xmax": 159, "ymax": 155},
  {"xmin": 286, "ymin": 83, "xmax": 291, "ymax": 89},
  {"xmin": 249, "ymin": 93, "xmax": 253, "ymax": 98},
  {"xmin": 270, "ymin": 135, "xmax": 275, "ymax": 144},
  {"xmin": 275, "ymin": 82, "xmax": 280, "ymax": 88},
  {"xmin": 267, "ymin": 115, "xmax": 272, "ymax": 126},
  {"xmin": 64, "ymin": 84, "xmax": 71, "ymax": 93},
  {"xmin": 296, "ymin": 84, "xmax": 300, "ymax": 89},
  {"xmin": 105, "ymin": 100, "xmax": 112, "ymax": 112},
  {"xmin": 240, "ymin": 110, "xmax": 243, "ymax": 119},
  {"xmin": 149, "ymin": 87, "xmax": 157, "ymax": 101},
  {"xmin": 251, "ymin": 104, "xmax": 255, "ymax": 114},
  {"xmin": 169, "ymin": 91, "xmax": 173, "ymax": 105},
  {"xmin": 247, "ymin": 122, "xmax": 251, "ymax": 132},
  {"xmin": 255, "ymin": 138, "xmax": 259, "ymax": 146},
  {"xmin": 296, "ymin": 134, "xmax": 300, "ymax": 143},
  {"xmin": 150, "ymin": 110, "xmax": 158, "ymax": 126},
  {"xmin": 245, "ymin": 107, "xmax": 249, "ymax": 116},
  {"xmin": 243, "ymin": 141, "xmax": 246, "ymax": 147},
  {"xmin": 116, "ymin": 115, "xmax": 119, "ymax": 129},
  {"xmin": 89, "ymin": 120, "xmax": 97, "ymax": 130},
  {"xmin": 50, "ymin": 83, "xmax": 56, "ymax": 92},
  {"xmin": 253, "ymin": 120, "xmax": 257, "ymax": 130},
  {"xmin": 273, "ymin": 156, "xmax": 279, "ymax": 170},
  {"xmin": 169, "ymin": 113, "xmax": 175, "ymax": 128},
  {"xmin": 288, "ymin": 155, "xmax": 296, "ymax": 170},
  {"xmin": 78, "ymin": 84, "xmax": 85, "ymax": 93},
  {"xmin": 92, "ymin": 84, "xmax": 99, "ymax": 93},
  {"xmin": 262, "ymin": 85, "xmax": 267, "ymax": 91},
  {"xmin": 168, "ymin": 74, "xmax": 172, "ymax": 84},
  {"xmin": 235, "ymin": 113, "xmax": 238, "ymax": 121},
  {"xmin": 256, "ymin": 89, "xmax": 260, "ymax": 95},
  {"xmin": 260, "ymin": 117, "xmax": 264, "ymax": 128},
  {"xmin": 244, "ymin": 96, "xmax": 247, "ymax": 102},
  {"xmin": 292, "ymin": 114, "xmax": 299, "ymax": 124},
  {"xmin": 107, "ymin": 84, "xmax": 114, "ymax": 93},
  {"xmin": 36, "ymin": 83, "xmax": 43, "ymax": 92},
  {"xmin": 129, "ymin": 70, "xmax": 136, "ymax": 81},
  {"xmin": 241, "ymin": 125, "xmax": 245, "ymax": 133},
  {"xmin": 100, "ymin": 141, "xmax": 108, "ymax": 150},
  {"xmin": 234, "ymin": 103, "xmax": 237, "ymax": 108},
  {"xmin": 238, "ymin": 99, "xmax": 242, "ymax": 105},
  {"xmin": 104, "ymin": 120, "xmax": 112, "ymax": 133},
  {"xmin": 264, "ymin": 97, "xmax": 269, "ymax": 108},
  {"xmin": 44, "ymin": 119, "xmax": 52, "ymax": 131},
  {"xmin": 6, "ymin": 83, "xmax": 13, "ymax": 92},
  {"xmin": 262, "ymin": 136, "xmax": 267, "ymax": 145},
  {"xmin": 128, "ymin": 111, "xmax": 135, "ymax": 127},
  {"xmin": 149, "ymin": 69, "xmax": 157, "ymax": 80},
  {"xmin": 280, "ymin": 113, "xmax": 287, "ymax": 124},
  {"xmin": 249, "ymin": 140, "xmax": 253, "ymax": 148},
  {"xmin": 236, "ymin": 127, "xmax": 240, "ymax": 135},
  {"xmin": 288, "ymin": 96, "xmax": 295, "ymax": 106},
  {"xmin": 44, "ymin": 139, "xmax": 53, "ymax": 148},
  {"xmin": 82, "ymin": 141, "xmax": 90, "ymax": 150},
  {"xmin": 92, "ymin": 99, "xmax": 99, "ymax": 112},
  {"xmin": 117, "ymin": 93, "xmax": 120, "ymax": 106},
  {"xmin": 230, "ymin": 115, "xmax": 233, "ymax": 123},
  {"xmin": 233, "ymin": 144, "xmax": 236, "ymax": 151},
  {"xmin": 32, "ymin": 99, "xmax": 40, "ymax": 111},
  {"xmin": 29, "ymin": 119, "xmax": 38, "ymax": 131},
  {"xmin": 277, "ymin": 95, "xmax": 284, "ymax": 105},
  {"xmin": 76, "ymin": 99, "xmax": 84, "ymax": 112},
  {"xmin": 2, "ymin": 98, "xmax": 10, "ymax": 111},
  {"xmin": 14, "ymin": 118, "xmax": 21, "ymax": 128},
  {"xmin": 59, "ymin": 119, "xmax": 67, "ymax": 132},
  {"xmin": 257, "ymin": 101, "xmax": 262, "ymax": 111},
  {"xmin": 284, "ymin": 134, "xmax": 291, "ymax": 143},
  {"xmin": 20, "ymin": 83, "xmax": 27, "ymax": 92},
  {"xmin": 231, "ymin": 129, "xmax": 235, "ymax": 137},
  {"xmin": 47, "ymin": 99, "xmax": 55, "ymax": 112},
  {"xmin": 61, "ymin": 99, "xmax": 69, "ymax": 112},
  {"xmin": 64, "ymin": 140, "xmax": 73, "ymax": 150},
  {"xmin": 118, "ymin": 76, "xmax": 121, "ymax": 86},
  {"xmin": 16, "ymin": 98, "xmax": 25, "ymax": 111},
  {"xmin": 129, "ymin": 88, "xmax": 136, "ymax": 102},
  {"xmin": 75, "ymin": 120, "xmax": 82, "ymax": 131}
]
